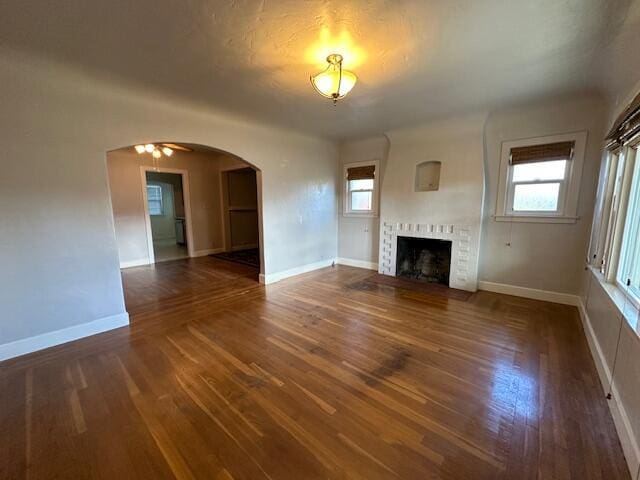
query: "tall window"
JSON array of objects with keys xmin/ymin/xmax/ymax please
[
  {"xmin": 590, "ymin": 88, "xmax": 640, "ymax": 306},
  {"xmin": 615, "ymin": 143, "xmax": 640, "ymax": 301},
  {"xmin": 495, "ymin": 132, "xmax": 587, "ymax": 223},
  {"xmin": 344, "ymin": 161, "xmax": 379, "ymax": 216},
  {"xmin": 147, "ymin": 184, "xmax": 164, "ymax": 216}
]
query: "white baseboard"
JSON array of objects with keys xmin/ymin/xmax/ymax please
[
  {"xmin": 478, "ymin": 280, "xmax": 580, "ymax": 306},
  {"xmin": 0, "ymin": 312, "xmax": 130, "ymax": 362},
  {"xmin": 259, "ymin": 258, "xmax": 335, "ymax": 285},
  {"xmin": 120, "ymin": 258, "xmax": 150, "ymax": 269},
  {"xmin": 336, "ymin": 257, "xmax": 379, "ymax": 271},
  {"xmin": 577, "ymin": 301, "xmax": 640, "ymax": 479},
  {"xmin": 193, "ymin": 248, "xmax": 224, "ymax": 257}
]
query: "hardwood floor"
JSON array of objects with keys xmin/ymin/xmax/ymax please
[{"xmin": 0, "ymin": 257, "xmax": 630, "ymax": 479}]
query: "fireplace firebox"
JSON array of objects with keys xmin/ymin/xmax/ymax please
[{"xmin": 395, "ymin": 236, "xmax": 452, "ymax": 285}]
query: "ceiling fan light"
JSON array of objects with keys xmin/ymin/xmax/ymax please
[
  {"xmin": 152, "ymin": 149, "xmax": 162, "ymax": 159},
  {"xmin": 134, "ymin": 145, "xmax": 146, "ymax": 154},
  {"xmin": 144, "ymin": 144, "xmax": 155, "ymax": 153},
  {"xmin": 162, "ymin": 147, "xmax": 174, "ymax": 157}
]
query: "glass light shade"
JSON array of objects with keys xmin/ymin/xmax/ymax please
[
  {"xmin": 134, "ymin": 145, "xmax": 146, "ymax": 154},
  {"xmin": 144, "ymin": 144, "xmax": 155, "ymax": 153},
  {"xmin": 310, "ymin": 55, "xmax": 357, "ymax": 101},
  {"xmin": 152, "ymin": 149, "xmax": 162, "ymax": 159},
  {"xmin": 162, "ymin": 147, "xmax": 173, "ymax": 157}
]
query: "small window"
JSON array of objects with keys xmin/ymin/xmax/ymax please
[
  {"xmin": 507, "ymin": 142, "xmax": 573, "ymax": 215},
  {"xmin": 495, "ymin": 132, "xmax": 587, "ymax": 223},
  {"xmin": 344, "ymin": 161, "xmax": 379, "ymax": 216},
  {"xmin": 147, "ymin": 184, "xmax": 163, "ymax": 216}
]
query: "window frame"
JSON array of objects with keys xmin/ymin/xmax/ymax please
[
  {"xmin": 589, "ymin": 150, "xmax": 620, "ymax": 270},
  {"xmin": 343, "ymin": 160, "xmax": 380, "ymax": 217},
  {"xmin": 505, "ymin": 160, "xmax": 571, "ymax": 216},
  {"xmin": 614, "ymin": 139, "xmax": 640, "ymax": 306},
  {"xmin": 601, "ymin": 149, "xmax": 627, "ymax": 278},
  {"xmin": 146, "ymin": 184, "xmax": 164, "ymax": 216},
  {"xmin": 494, "ymin": 131, "xmax": 588, "ymax": 223},
  {"xmin": 591, "ymin": 134, "xmax": 640, "ymax": 310}
]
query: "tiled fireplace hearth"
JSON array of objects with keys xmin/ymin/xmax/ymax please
[{"xmin": 379, "ymin": 222, "xmax": 478, "ymax": 291}]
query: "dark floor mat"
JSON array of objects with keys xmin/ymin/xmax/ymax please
[{"xmin": 211, "ymin": 248, "xmax": 260, "ymax": 268}]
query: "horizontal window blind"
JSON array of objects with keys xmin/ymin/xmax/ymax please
[
  {"xmin": 509, "ymin": 141, "xmax": 575, "ymax": 165},
  {"xmin": 606, "ymin": 91, "xmax": 640, "ymax": 150},
  {"xmin": 346, "ymin": 165, "xmax": 375, "ymax": 181}
]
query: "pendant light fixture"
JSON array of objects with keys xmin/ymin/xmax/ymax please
[{"xmin": 310, "ymin": 54, "xmax": 357, "ymax": 104}]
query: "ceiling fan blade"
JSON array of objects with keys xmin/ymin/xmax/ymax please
[{"xmin": 161, "ymin": 143, "xmax": 192, "ymax": 152}]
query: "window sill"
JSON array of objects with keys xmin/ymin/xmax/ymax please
[
  {"xmin": 588, "ymin": 266, "xmax": 640, "ymax": 340},
  {"xmin": 343, "ymin": 212, "xmax": 379, "ymax": 218},
  {"xmin": 493, "ymin": 214, "xmax": 579, "ymax": 224}
]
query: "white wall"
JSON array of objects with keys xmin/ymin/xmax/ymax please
[
  {"xmin": 379, "ymin": 113, "xmax": 487, "ymax": 291},
  {"xmin": 335, "ymin": 96, "xmax": 607, "ymax": 297},
  {"xmin": 480, "ymin": 95, "xmax": 607, "ymax": 295},
  {"xmin": 581, "ymin": 271, "xmax": 640, "ymax": 478},
  {"xmin": 0, "ymin": 49, "xmax": 337, "ymax": 351},
  {"xmin": 338, "ymin": 135, "xmax": 389, "ymax": 265}
]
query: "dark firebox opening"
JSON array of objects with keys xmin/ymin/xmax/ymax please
[{"xmin": 395, "ymin": 236, "xmax": 452, "ymax": 286}]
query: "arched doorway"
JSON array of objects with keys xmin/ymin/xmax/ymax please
[{"xmin": 105, "ymin": 142, "xmax": 264, "ymax": 277}]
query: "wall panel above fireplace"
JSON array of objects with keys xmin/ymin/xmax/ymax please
[{"xmin": 378, "ymin": 114, "xmax": 486, "ymax": 292}]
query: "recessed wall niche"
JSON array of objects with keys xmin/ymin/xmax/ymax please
[{"xmin": 415, "ymin": 161, "xmax": 441, "ymax": 191}]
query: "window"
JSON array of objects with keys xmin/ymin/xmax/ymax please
[
  {"xmin": 147, "ymin": 184, "xmax": 163, "ymax": 216},
  {"xmin": 507, "ymin": 142, "xmax": 573, "ymax": 215},
  {"xmin": 615, "ymin": 143, "xmax": 640, "ymax": 301},
  {"xmin": 589, "ymin": 90, "xmax": 640, "ymax": 312},
  {"xmin": 591, "ymin": 139, "xmax": 640, "ymax": 306},
  {"xmin": 344, "ymin": 160, "xmax": 379, "ymax": 216},
  {"xmin": 495, "ymin": 132, "xmax": 588, "ymax": 223},
  {"xmin": 599, "ymin": 150, "xmax": 626, "ymax": 275}
]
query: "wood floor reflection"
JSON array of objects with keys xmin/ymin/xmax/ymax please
[{"xmin": 0, "ymin": 257, "xmax": 630, "ymax": 479}]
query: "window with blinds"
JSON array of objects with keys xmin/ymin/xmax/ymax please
[
  {"xmin": 507, "ymin": 141, "xmax": 574, "ymax": 214},
  {"xmin": 147, "ymin": 184, "xmax": 164, "ymax": 216},
  {"xmin": 589, "ymin": 90, "xmax": 640, "ymax": 306},
  {"xmin": 593, "ymin": 141, "xmax": 640, "ymax": 305},
  {"xmin": 344, "ymin": 161, "xmax": 379, "ymax": 216}
]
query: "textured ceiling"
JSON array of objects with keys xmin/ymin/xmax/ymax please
[{"xmin": 2, "ymin": 0, "xmax": 639, "ymax": 139}]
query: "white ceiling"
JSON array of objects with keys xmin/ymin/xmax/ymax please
[{"xmin": 2, "ymin": 0, "xmax": 639, "ymax": 139}]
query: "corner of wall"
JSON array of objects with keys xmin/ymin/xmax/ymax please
[{"xmin": 0, "ymin": 312, "xmax": 130, "ymax": 362}]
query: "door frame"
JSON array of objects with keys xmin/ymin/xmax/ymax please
[
  {"xmin": 140, "ymin": 166, "xmax": 195, "ymax": 263},
  {"xmin": 219, "ymin": 166, "xmax": 262, "ymax": 254}
]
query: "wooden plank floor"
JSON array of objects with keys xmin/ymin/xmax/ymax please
[{"xmin": 0, "ymin": 257, "xmax": 630, "ymax": 479}]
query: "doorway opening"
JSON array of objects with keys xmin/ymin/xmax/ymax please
[
  {"xmin": 144, "ymin": 170, "xmax": 190, "ymax": 263},
  {"xmin": 106, "ymin": 142, "xmax": 264, "ymax": 276},
  {"xmin": 214, "ymin": 167, "xmax": 260, "ymax": 268}
]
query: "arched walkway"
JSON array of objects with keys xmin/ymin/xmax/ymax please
[{"xmin": 105, "ymin": 142, "xmax": 264, "ymax": 277}]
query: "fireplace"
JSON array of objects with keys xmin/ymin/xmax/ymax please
[{"xmin": 395, "ymin": 236, "xmax": 452, "ymax": 285}]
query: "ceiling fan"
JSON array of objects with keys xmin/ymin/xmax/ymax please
[{"xmin": 133, "ymin": 143, "xmax": 193, "ymax": 158}]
